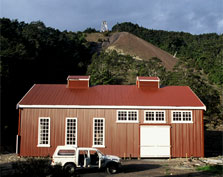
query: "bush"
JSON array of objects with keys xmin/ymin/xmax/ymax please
[
  {"xmin": 196, "ymin": 165, "xmax": 223, "ymax": 175},
  {"xmin": 12, "ymin": 157, "xmax": 73, "ymax": 177}
]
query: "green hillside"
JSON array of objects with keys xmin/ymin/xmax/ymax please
[{"xmin": 0, "ymin": 18, "xmax": 222, "ymax": 152}]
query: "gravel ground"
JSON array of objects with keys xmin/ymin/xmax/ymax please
[{"xmin": 0, "ymin": 154, "xmax": 222, "ymax": 177}]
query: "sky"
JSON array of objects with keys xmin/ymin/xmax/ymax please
[{"xmin": 1, "ymin": 0, "xmax": 223, "ymax": 34}]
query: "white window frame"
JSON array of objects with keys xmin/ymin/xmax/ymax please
[
  {"xmin": 93, "ymin": 118, "xmax": 105, "ymax": 148},
  {"xmin": 65, "ymin": 117, "xmax": 78, "ymax": 146},
  {"xmin": 171, "ymin": 111, "xmax": 193, "ymax": 123},
  {"xmin": 144, "ymin": 110, "xmax": 166, "ymax": 123},
  {"xmin": 37, "ymin": 117, "xmax": 50, "ymax": 147},
  {"xmin": 116, "ymin": 110, "xmax": 139, "ymax": 123}
]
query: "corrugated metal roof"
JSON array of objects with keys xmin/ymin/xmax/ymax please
[{"xmin": 17, "ymin": 84, "xmax": 206, "ymax": 109}]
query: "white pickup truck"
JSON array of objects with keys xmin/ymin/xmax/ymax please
[{"xmin": 51, "ymin": 146, "xmax": 122, "ymax": 174}]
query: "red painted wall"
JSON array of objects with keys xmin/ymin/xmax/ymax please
[
  {"xmin": 19, "ymin": 108, "xmax": 204, "ymax": 157},
  {"xmin": 136, "ymin": 80, "xmax": 159, "ymax": 88},
  {"xmin": 67, "ymin": 80, "xmax": 89, "ymax": 88}
]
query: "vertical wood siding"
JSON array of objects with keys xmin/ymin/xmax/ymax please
[{"xmin": 19, "ymin": 108, "xmax": 204, "ymax": 157}]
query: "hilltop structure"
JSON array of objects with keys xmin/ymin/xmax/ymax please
[{"xmin": 101, "ymin": 21, "xmax": 108, "ymax": 32}]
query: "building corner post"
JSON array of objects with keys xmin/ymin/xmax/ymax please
[
  {"xmin": 201, "ymin": 110, "xmax": 204, "ymax": 157},
  {"xmin": 16, "ymin": 108, "xmax": 21, "ymax": 155}
]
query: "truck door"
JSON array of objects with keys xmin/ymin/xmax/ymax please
[
  {"xmin": 97, "ymin": 150, "xmax": 104, "ymax": 168},
  {"xmin": 84, "ymin": 150, "xmax": 91, "ymax": 167},
  {"xmin": 89, "ymin": 150, "xmax": 99, "ymax": 167},
  {"xmin": 78, "ymin": 150, "xmax": 89, "ymax": 167}
]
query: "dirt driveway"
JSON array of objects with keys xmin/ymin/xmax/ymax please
[
  {"xmin": 0, "ymin": 154, "xmax": 222, "ymax": 177},
  {"xmin": 77, "ymin": 158, "xmax": 222, "ymax": 177}
]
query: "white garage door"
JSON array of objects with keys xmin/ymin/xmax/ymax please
[{"xmin": 140, "ymin": 126, "xmax": 170, "ymax": 157}]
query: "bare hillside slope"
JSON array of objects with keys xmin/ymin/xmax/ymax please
[
  {"xmin": 86, "ymin": 32, "xmax": 178, "ymax": 70},
  {"xmin": 107, "ymin": 32, "xmax": 177, "ymax": 70}
]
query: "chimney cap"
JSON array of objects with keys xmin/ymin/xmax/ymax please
[
  {"xmin": 67, "ymin": 75, "xmax": 90, "ymax": 81},
  {"xmin": 137, "ymin": 76, "xmax": 160, "ymax": 82}
]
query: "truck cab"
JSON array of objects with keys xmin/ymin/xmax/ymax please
[{"xmin": 52, "ymin": 146, "xmax": 121, "ymax": 174}]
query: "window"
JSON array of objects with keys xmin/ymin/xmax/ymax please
[
  {"xmin": 58, "ymin": 149, "xmax": 75, "ymax": 156},
  {"xmin": 172, "ymin": 111, "xmax": 193, "ymax": 123},
  {"xmin": 117, "ymin": 110, "xmax": 138, "ymax": 123},
  {"xmin": 65, "ymin": 118, "xmax": 77, "ymax": 146},
  {"xmin": 144, "ymin": 111, "xmax": 166, "ymax": 123},
  {"xmin": 38, "ymin": 117, "xmax": 50, "ymax": 147},
  {"xmin": 93, "ymin": 118, "xmax": 105, "ymax": 147}
]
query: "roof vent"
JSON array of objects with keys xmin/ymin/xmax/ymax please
[
  {"xmin": 67, "ymin": 75, "xmax": 90, "ymax": 89},
  {"xmin": 136, "ymin": 76, "xmax": 160, "ymax": 88}
]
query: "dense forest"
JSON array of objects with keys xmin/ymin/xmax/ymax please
[
  {"xmin": 112, "ymin": 22, "xmax": 223, "ymax": 85},
  {"xmin": 0, "ymin": 18, "xmax": 92, "ymax": 151},
  {"xmin": 0, "ymin": 19, "xmax": 222, "ymax": 152}
]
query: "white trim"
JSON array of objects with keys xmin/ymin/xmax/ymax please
[
  {"xmin": 144, "ymin": 110, "xmax": 166, "ymax": 123},
  {"xmin": 68, "ymin": 78, "xmax": 89, "ymax": 81},
  {"xmin": 137, "ymin": 76, "xmax": 160, "ymax": 82},
  {"xmin": 116, "ymin": 110, "xmax": 139, "ymax": 123},
  {"xmin": 18, "ymin": 104, "xmax": 206, "ymax": 110},
  {"xmin": 65, "ymin": 117, "xmax": 78, "ymax": 147},
  {"xmin": 67, "ymin": 76, "xmax": 90, "ymax": 81},
  {"xmin": 37, "ymin": 117, "xmax": 50, "ymax": 147},
  {"xmin": 171, "ymin": 111, "xmax": 193, "ymax": 123},
  {"xmin": 37, "ymin": 144, "xmax": 50, "ymax": 147},
  {"xmin": 16, "ymin": 135, "xmax": 19, "ymax": 154},
  {"xmin": 16, "ymin": 84, "xmax": 36, "ymax": 109},
  {"xmin": 93, "ymin": 118, "xmax": 105, "ymax": 148},
  {"xmin": 138, "ymin": 79, "xmax": 160, "ymax": 82}
]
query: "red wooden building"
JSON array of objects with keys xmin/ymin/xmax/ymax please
[{"xmin": 16, "ymin": 76, "xmax": 206, "ymax": 158}]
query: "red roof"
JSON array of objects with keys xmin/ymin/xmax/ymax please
[{"xmin": 17, "ymin": 84, "xmax": 206, "ymax": 110}]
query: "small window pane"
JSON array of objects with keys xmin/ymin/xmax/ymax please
[
  {"xmin": 156, "ymin": 112, "xmax": 164, "ymax": 121},
  {"xmin": 173, "ymin": 112, "xmax": 181, "ymax": 121},
  {"xmin": 128, "ymin": 111, "xmax": 137, "ymax": 121},
  {"xmin": 172, "ymin": 111, "xmax": 192, "ymax": 122},
  {"xmin": 39, "ymin": 118, "xmax": 50, "ymax": 145},
  {"xmin": 118, "ymin": 111, "xmax": 127, "ymax": 121},
  {"xmin": 66, "ymin": 118, "xmax": 77, "ymax": 145},
  {"xmin": 93, "ymin": 119, "xmax": 104, "ymax": 146}
]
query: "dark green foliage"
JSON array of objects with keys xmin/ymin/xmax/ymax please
[
  {"xmin": 112, "ymin": 22, "xmax": 223, "ymax": 86},
  {"xmin": 87, "ymin": 51, "xmax": 167, "ymax": 85},
  {"xmin": 196, "ymin": 165, "xmax": 223, "ymax": 174},
  {"xmin": 83, "ymin": 27, "xmax": 98, "ymax": 33},
  {"xmin": 0, "ymin": 18, "xmax": 92, "ymax": 151}
]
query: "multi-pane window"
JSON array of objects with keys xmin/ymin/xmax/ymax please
[
  {"xmin": 38, "ymin": 117, "xmax": 50, "ymax": 147},
  {"xmin": 118, "ymin": 111, "xmax": 127, "ymax": 121},
  {"xmin": 172, "ymin": 111, "xmax": 192, "ymax": 123},
  {"xmin": 65, "ymin": 118, "xmax": 77, "ymax": 146},
  {"xmin": 128, "ymin": 111, "xmax": 138, "ymax": 121},
  {"xmin": 117, "ymin": 110, "xmax": 138, "ymax": 122},
  {"xmin": 144, "ymin": 111, "xmax": 165, "ymax": 123},
  {"xmin": 93, "ymin": 118, "xmax": 105, "ymax": 147}
]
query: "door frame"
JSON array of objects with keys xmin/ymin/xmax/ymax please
[{"xmin": 139, "ymin": 124, "xmax": 172, "ymax": 158}]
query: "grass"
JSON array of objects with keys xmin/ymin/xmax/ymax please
[{"xmin": 196, "ymin": 165, "xmax": 223, "ymax": 175}]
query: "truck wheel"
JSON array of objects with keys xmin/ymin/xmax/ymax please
[
  {"xmin": 106, "ymin": 163, "xmax": 118, "ymax": 174},
  {"xmin": 64, "ymin": 163, "xmax": 76, "ymax": 174}
]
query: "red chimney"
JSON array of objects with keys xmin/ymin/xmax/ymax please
[
  {"xmin": 136, "ymin": 76, "xmax": 160, "ymax": 88},
  {"xmin": 67, "ymin": 75, "xmax": 90, "ymax": 89}
]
